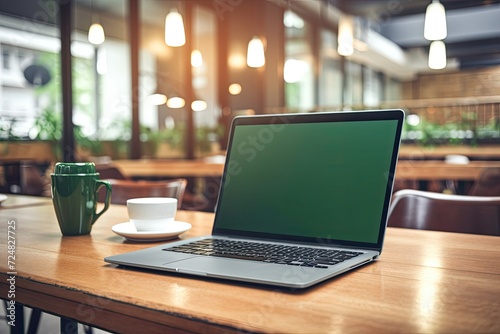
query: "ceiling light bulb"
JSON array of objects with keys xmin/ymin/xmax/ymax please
[
  {"xmin": 191, "ymin": 100, "xmax": 207, "ymax": 112},
  {"xmin": 247, "ymin": 36, "xmax": 265, "ymax": 68},
  {"xmin": 428, "ymin": 40, "xmax": 447, "ymax": 70},
  {"xmin": 165, "ymin": 9, "xmax": 186, "ymax": 47},
  {"xmin": 228, "ymin": 83, "xmax": 242, "ymax": 95},
  {"xmin": 88, "ymin": 23, "xmax": 105, "ymax": 45},
  {"xmin": 424, "ymin": 0, "xmax": 447, "ymax": 41},
  {"xmin": 167, "ymin": 96, "xmax": 185, "ymax": 109},
  {"xmin": 148, "ymin": 93, "xmax": 167, "ymax": 105}
]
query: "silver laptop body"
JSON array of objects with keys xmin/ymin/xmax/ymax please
[{"xmin": 105, "ymin": 110, "xmax": 404, "ymax": 289}]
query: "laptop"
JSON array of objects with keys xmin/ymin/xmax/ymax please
[{"xmin": 105, "ymin": 109, "xmax": 404, "ymax": 289}]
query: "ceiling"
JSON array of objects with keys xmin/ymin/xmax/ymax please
[
  {"xmin": 329, "ymin": 0, "xmax": 500, "ymax": 70},
  {"xmin": 2, "ymin": 0, "xmax": 500, "ymax": 74}
]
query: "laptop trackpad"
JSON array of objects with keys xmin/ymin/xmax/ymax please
[{"xmin": 165, "ymin": 257, "xmax": 264, "ymax": 277}]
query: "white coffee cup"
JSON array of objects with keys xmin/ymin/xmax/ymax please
[{"xmin": 127, "ymin": 197, "xmax": 177, "ymax": 231}]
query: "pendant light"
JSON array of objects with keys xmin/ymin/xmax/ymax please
[
  {"xmin": 191, "ymin": 99, "xmax": 207, "ymax": 112},
  {"xmin": 165, "ymin": 8, "xmax": 186, "ymax": 47},
  {"xmin": 88, "ymin": 0, "xmax": 105, "ymax": 45},
  {"xmin": 424, "ymin": 0, "xmax": 447, "ymax": 41},
  {"xmin": 428, "ymin": 40, "xmax": 447, "ymax": 70},
  {"xmin": 148, "ymin": 93, "xmax": 167, "ymax": 106},
  {"xmin": 247, "ymin": 36, "xmax": 266, "ymax": 68},
  {"xmin": 167, "ymin": 95, "xmax": 186, "ymax": 109},
  {"xmin": 88, "ymin": 23, "xmax": 105, "ymax": 45}
]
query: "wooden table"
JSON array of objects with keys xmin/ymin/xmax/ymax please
[
  {"xmin": 1, "ymin": 196, "xmax": 499, "ymax": 333},
  {"xmin": 0, "ymin": 193, "xmax": 52, "ymax": 210},
  {"xmin": 399, "ymin": 145, "xmax": 500, "ymax": 160},
  {"xmin": 395, "ymin": 160, "xmax": 500, "ymax": 181},
  {"xmin": 112, "ymin": 159, "xmax": 225, "ymax": 178},
  {"xmin": 113, "ymin": 158, "xmax": 500, "ymax": 182}
]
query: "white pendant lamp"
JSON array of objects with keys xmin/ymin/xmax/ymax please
[
  {"xmin": 165, "ymin": 8, "xmax": 186, "ymax": 47},
  {"xmin": 88, "ymin": 23, "xmax": 105, "ymax": 45},
  {"xmin": 148, "ymin": 93, "xmax": 168, "ymax": 106},
  {"xmin": 247, "ymin": 36, "xmax": 266, "ymax": 68},
  {"xmin": 167, "ymin": 96, "xmax": 186, "ymax": 109},
  {"xmin": 191, "ymin": 99, "xmax": 207, "ymax": 112},
  {"xmin": 424, "ymin": 0, "xmax": 447, "ymax": 41},
  {"xmin": 428, "ymin": 40, "xmax": 447, "ymax": 70}
]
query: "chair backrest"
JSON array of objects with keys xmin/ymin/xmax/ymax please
[
  {"xmin": 103, "ymin": 178, "xmax": 187, "ymax": 208},
  {"xmin": 95, "ymin": 163, "xmax": 127, "ymax": 180},
  {"xmin": 468, "ymin": 167, "xmax": 500, "ymax": 196},
  {"xmin": 20, "ymin": 162, "xmax": 50, "ymax": 196},
  {"xmin": 387, "ymin": 189, "xmax": 500, "ymax": 236}
]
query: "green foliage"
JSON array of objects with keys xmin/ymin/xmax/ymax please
[
  {"xmin": 0, "ymin": 119, "xmax": 22, "ymax": 141},
  {"xmin": 196, "ymin": 125, "xmax": 224, "ymax": 153},
  {"xmin": 403, "ymin": 114, "xmax": 500, "ymax": 147},
  {"xmin": 31, "ymin": 107, "xmax": 62, "ymax": 141}
]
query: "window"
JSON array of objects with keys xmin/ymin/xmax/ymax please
[
  {"xmin": 2, "ymin": 47, "xmax": 10, "ymax": 70},
  {"xmin": 284, "ymin": 10, "xmax": 314, "ymax": 111},
  {"xmin": 319, "ymin": 29, "xmax": 342, "ymax": 109}
]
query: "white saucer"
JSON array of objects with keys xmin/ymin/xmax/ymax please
[
  {"xmin": 0, "ymin": 194, "xmax": 7, "ymax": 204},
  {"xmin": 111, "ymin": 221, "xmax": 191, "ymax": 242}
]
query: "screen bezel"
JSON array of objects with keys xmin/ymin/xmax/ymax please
[{"xmin": 212, "ymin": 110, "xmax": 405, "ymax": 251}]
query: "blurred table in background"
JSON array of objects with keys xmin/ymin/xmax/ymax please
[
  {"xmin": 399, "ymin": 145, "xmax": 500, "ymax": 161},
  {"xmin": 0, "ymin": 193, "xmax": 52, "ymax": 209},
  {"xmin": 113, "ymin": 158, "xmax": 500, "ymax": 182},
  {"xmin": 113, "ymin": 158, "xmax": 225, "ymax": 179},
  {"xmin": 395, "ymin": 160, "xmax": 500, "ymax": 181}
]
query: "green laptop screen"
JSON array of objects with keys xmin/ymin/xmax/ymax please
[{"xmin": 214, "ymin": 117, "xmax": 399, "ymax": 245}]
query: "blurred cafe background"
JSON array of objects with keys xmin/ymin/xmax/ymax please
[{"xmin": 1, "ymin": 0, "xmax": 500, "ymax": 211}]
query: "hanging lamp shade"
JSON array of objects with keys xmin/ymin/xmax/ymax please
[
  {"xmin": 424, "ymin": 0, "xmax": 447, "ymax": 41},
  {"xmin": 167, "ymin": 96, "xmax": 186, "ymax": 109},
  {"xmin": 148, "ymin": 93, "xmax": 167, "ymax": 106},
  {"xmin": 428, "ymin": 40, "xmax": 447, "ymax": 70},
  {"xmin": 247, "ymin": 36, "xmax": 266, "ymax": 68},
  {"xmin": 191, "ymin": 99, "xmax": 207, "ymax": 112},
  {"xmin": 165, "ymin": 9, "xmax": 186, "ymax": 47},
  {"xmin": 88, "ymin": 23, "xmax": 105, "ymax": 45},
  {"xmin": 228, "ymin": 83, "xmax": 242, "ymax": 95}
]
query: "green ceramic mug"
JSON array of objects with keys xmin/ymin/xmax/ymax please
[{"xmin": 51, "ymin": 162, "xmax": 112, "ymax": 236}]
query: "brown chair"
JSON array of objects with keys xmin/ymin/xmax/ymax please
[
  {"xmin": 103, "ymin": 178, "xmax": 187, "ymax": 208},
  {"xmin": 387, "ymin": 189, "xmax": 500, "ymax": 236},
  {"xmin": 468, "ymin": 168, "xmax": 500, "ymax": 196},
  {"xmin": 95, "ymin": 163, "xmax": 128, "ymax": 180},
  {"xmin": 20, "ymin": 162, "xmax": 50, "ymax": 196}
]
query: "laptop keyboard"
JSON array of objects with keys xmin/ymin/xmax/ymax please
[{"xmin": 164, "ymin": 239, "xmax": 363, "ymax": 269}]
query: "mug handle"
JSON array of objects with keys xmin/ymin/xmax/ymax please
[{"xmin": 93, "ymin": 180, "xmax": 112, "ymax": 224}]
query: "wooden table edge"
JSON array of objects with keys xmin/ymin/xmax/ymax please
[{"xmin": 0, "ymin": 273, "xmax": 250, "ymax": 334}]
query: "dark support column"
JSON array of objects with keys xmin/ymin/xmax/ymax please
[
  {"xmin": 217, "ymin": 7, "xmax": 230, "ymax": 150},
  {"xmin": 340, "ymin": 56, "xmax": 347, "ymax": 108},
  {"xmin": 60, "ymin": 0, "xmax": 75, "ymax": 162},
  {"xmin": 94, "ymin": 47, "xmax": 100, "ymax": 136},
  {"xmin": 10, "ymin": 303, "xmax": 24, "ymax": 334},
  {"xmin": 60, "ymin": 317, "xmax": 78, "ymax": 334},
  {"xmin": 184, "ymin": 3, "xmax": 195, "ymax": 159},
  {"xmin": 129, "ymin": 0, "xmax": 141, "ymax": 159}
]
